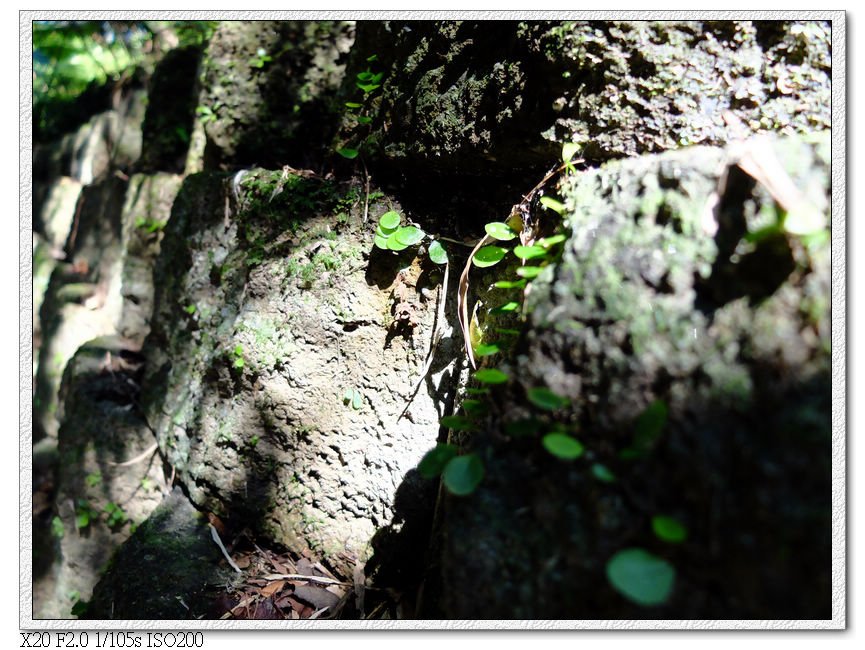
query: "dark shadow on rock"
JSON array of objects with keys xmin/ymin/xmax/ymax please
[{"xmin": 84, "ymin": 487, "xmax": 233, "ymax": 619}]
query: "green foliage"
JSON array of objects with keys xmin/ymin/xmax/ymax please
[
  {"xmin": 74, "ymin": 499, "xmax": 99, "ymax": 531},
  {"xmin": 493, "ymin": 279, "xmax": 527, "ymax": 289},
  {"xmin": 651, "ymin": 516, "xmax": 688, "ymax": 543},
  {"xmin": 439, "ymin": 415, "xmax": 476, "ymax": 431},
  {"xmin": 527, "ymin": 387, "xmax": 570, "ymax": 411},
  {"xmin": 337, "ymin": 147, "xmax": 359, "ymax": 160},
  {"xmin": 474, "ymin": 368, "xmax": 509, "ymax": 384},
  {"xmin": 103, "ymin": 502, "xmax": 128, "ymax": 528},
  {"xmin": 472, "ymin": 246, "xmax": 508, "ymax": 268},
  {"xmin": 70, "ymin": 599, "xmax": 89, "ymax": 617},
  {"xmin": 539, "ymin": 196, "xmax": 566, "ymax": 214},
  {"xmin": 428, "ymin": 240, "xmax": 448, "ymax": 264},
  {"xmin": 513, "ymin": 244, "xmax": 547, "ymax": 261},
  {"xmin": 484, "ymin": 222, "xmax": 518, "ymax": 241},
  {"xmin": 442, "ymin": 454, "xmax": 485, "ymax": 496},
  {"xmin": 51, "ymin": 515, "xmax": 65, "ymax": 539},
  {"xmin": 249, "ymin": 47, "xmax": 272, "ymax": 69},
  {"xmin": 343, "ymin": 388, "xmax": 363, "ymax": 410},
  {"xmin": 561, "ymin": 142, "xmax": 581, "ymax": 174},
  {"xmin": 516, "ymin": 266, "xmax": 542, "ymax": 279},
  {"xmin": 542, "ymin": 433, "xmax": 584, "ymax": 460},
  {"xmin": 135, "ymin": 216, "xmax": 168, "ymax": 233},
  {"xmin": 378, "ymin": 210, "xmax": 401, "ymax": 230},
  {"xmin": 231, "ymin": 344, "xmax": 245, "ymax": 369},
  {"xmin": 84, "ymin": 471, "xmax": 102, "ymax": 488},
  {"xmin": 606, "ymin": 548, "xmax": 675, "ymax": 607},
  {"xmin": 418, "ymin": 444, "xmax": 458, "ymax": 479},
  {"xmin": 335, "ymin": 55, "xmax": 385, "ymax": 158},
  {"xmin": 474, "ymin": 342, "xmax": 501, "ymax": 357},
  {"xmin": 634, "ymin": 400, "xmax": 668, "ymax": 450}
]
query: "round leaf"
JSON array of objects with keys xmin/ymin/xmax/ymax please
[
  {"xmin": 474, "ymin": 368, "xmax": 509, "ymax": 384},
  {"xmin": 386, "ymin": 234, "xmax": 409, "ymax": 251},
  {"xmin": 337, "ymin": 147, "xmax": 359, "ymax": 160},
  {"xmin": 542, "ymin": 433, "xmax": 584, "ymax": 460},
  {"xmin": 493, "ymin": 279, "xmax": 527, "ymax": 289},
  {"xmin": 513, "ymin": 245, "xmax": 547, "ymax": 260},
  {"xmin": 539, "ymin": 196, "xmax": 566, "ymax": 214},
  {"xmin": 428, "ymin": 240, "xmax": 448, "ymax": 264},
  {"xmin": 379, "ymin": 211, "xmax": 401, "ymax": 230},
  {"xmin": 528, "ymin": 387, "xmax": 570, "ymax": 411},
  {"xmin": 516, "ymin": 266, "xmax": 542, "ymax": 279},
  {"xmin": 443, "ymin": 454, "xmax": 484, "ymax": 496},
  {"xmin": 394, "ymin": 226, "xmax": 425, "ymax": 246},
  {"xmin": 374, "ymin": 234, "xmax": 390, "ymax": 250},
  {"xmin": 484, "ymin": 222, "xmax": 518, "ymax": 241},
  {"xmin": 418, "ymin": 444, "xmax": 458, "ymax": 479},
  {"xmin": 474, "ymin": 343, "xmax": 500, "ymax": 357},
  {"xmin": 651, "ymin": 516, "xmax": 688, "ymax": 543},
  {"xmin": 472, "ymin": 246, "xmax": 507, "ymax": 268},
  {"xmin": 606, "ymin": 548, "xmax": 675, "ymax": 607}
]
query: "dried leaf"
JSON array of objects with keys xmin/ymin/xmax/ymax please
[{"xmin": 261, "ymin": 580, "xmax": 286, "ymax": 597}]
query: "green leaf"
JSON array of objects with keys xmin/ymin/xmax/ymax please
[
  {"xmin": 374, "ymin": 234, "xmax": 389, "ymax": 250},
  {"xmin": 337, "ymin": 147, "xmax": 359, "ymax": 160},
  {"xmin": 466, "ymin": 387, "xmax": 490, "ymax": 396},
  {"xmin": 652, "ymin": 516, "xmax": 688, "ymax": 543},
  {"xmin": 356, "ymin": 70, "xmax": 374, "ymax": 81},
  {"xmin": 357, "ymin": 115, "xmax": 373, "ymax": 125},
  {"xmin": 183, "ymin": 304, "xmax": 197, "ymax": 314},
  {"xmin": 474, "ymin": 368, "xmax": 509, "ymax": 384},
  {"xmin": 527, "ymin": 387, "xmax": 570, "ymax": 411},
  {"xmin": 428, "ymin": 240, "xmax": 448, "ymax": 264},
  {"xmin": 443, "ymin": 455, "xmax": 484, "ymax": 496},
  {"xmin": 356, "ymin": 82, "xmax": 381, "ymax": 93},
  {"xmin": 75, "ymin": 512, "xmax": 90, "ymax": 530},
  {"xmin": 493, "ymin": 279, "xmax": 527, "ymax": 289},
  {"xmin": 562, "ymin": 142, "xmax": 581, "ymax": 164},
  {"xmin": 386, "ymin": 235, "xmax": 409, "ymax": 251},
  {"xmin": 418, "ymin": 444, "xmax": 458, "ymax": 479},
  {"xmin": 490, "ymin": 301, "xmax": 519, "ymax": 314},
  {"xmin": 539, "ymin": 196, "xmax": 566, "ymax": 214},
  {"xmin": 461, "ymin": 399, "xmax": 488, "ymax": 416},
  {"xmin": 379, "ymin": 210, "xmax": 401, "ymax": 230},
  {"xmin": 352, "ymin": 390, "xmax": 363, "ymax": 410},
  {"xmin": 51, "ymin": 516, "xmax": 64, "ymax": 539},
  {"xmin": 516, "ymin": 266, "xmax": 542, "ymax": 279},
  {"xmin": 606, "ymin": 548, "xmax": 675, "ymax": 607},
  {"xmin": 591, "ymin": 463, "xmax": 617, "ymax": 483},
  {"xmin": 472, "ymin": 246, "xmax": 508, "ymax": 268},
  {"xmin": 538, "ymin": 234, "xmax": 567, "ymax": 248},
  {"xmin": 345, "ymin": 101, "xmax": 363, "ymax": 109},
  {"xmin": 440, "ymin": 415, "xmax": 476, "ymax": 431},
  {"xmin": 394, "ymin": 226, "xmax": 425, "ymax": 246},
  {"xmin": 366, "ymin": 54, "xmax": 379, "ymax": 62},
  {"xmin": 484, "ymin": 222, "xmax": 518, "ymax": 241},
  {"xmin": 634, "ymin": 400, "xmax": 668, "ymax": 450},
  {"xmin": 542, "ymin": 433, "xmax": 584, "ymax": 459},
  {"xmin": 514, "ymin": 245, "xmax": 548, "ymax": 260},
  {"xmin": 474, "ymin": 343, "xmax": 500, "ymax": 357}
]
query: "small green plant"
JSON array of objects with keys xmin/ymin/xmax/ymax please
[
  {"xmin": 84, "ymin": 471, "xmax": 102, "ymax": 488},
  {"xmin": 230, "ymin": 344, "xmax": 245, "ymax": 369},
  {"xmin": 249, "ymin": 47, "xmax": 272, "ymax": 69},
  {"xmin": 336, "ymin": 54, "xmax": 385, "ymax": 159},
  {"xmin": 372, "ymin": 210, "xmax": 449, "ymax": 268},
  {"xmin": 51, "ymin": 515, "xmax": 64, "ymax": 539},
  {"xmin": 103, "ymin": 502, "xmax": 128, "ymax": 528},
  {"xmin": 195, "ymin": 103, "xmax": 220, "ymax": 125},
  {"xmin": 343, "ymin": 388, "xmax": 363, "ymax": 410},
  {"xmin": 135, "ymin": 216, "xmax": 167, "ymax": 233},
  {"xmin": 74, "ymin": 499, "xmax": 99, "ymax": 531}
]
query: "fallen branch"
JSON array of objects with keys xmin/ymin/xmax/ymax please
[{"xmin": 209, "ymin": 524, "xmax": 242, "ymax": 573}]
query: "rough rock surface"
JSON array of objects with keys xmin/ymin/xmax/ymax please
[
  {"xmin": 348, "ymin": 20, "xmax": 830, "ymax": 172},
  {"xmin": 140, "ymin": 168, "xmax": 453, "ymax": 571},
  {"xmin": 435, "ymin": 132, "xmax": 831, "ymax": 619}
]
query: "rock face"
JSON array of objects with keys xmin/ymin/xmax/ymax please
[
  {"xmin": 33, "ymin": 18, "xmax": 833, "ymax": 621},
  {"xmin": 140, "ymin": 168, "xmax": 449, "ymax": 570},
  {"xmin": 435, "ymin": 133, "xmax": 831, "ymax": 619}
]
